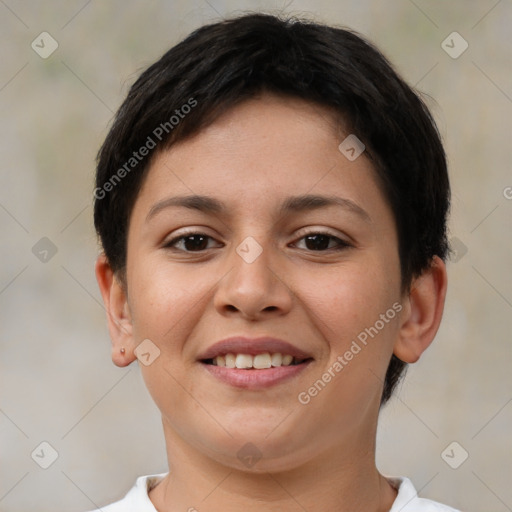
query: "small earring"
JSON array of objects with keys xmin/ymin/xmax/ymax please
[{"xmin": 120, "ymin": 347, "xmax": 126, "ymax": 354}]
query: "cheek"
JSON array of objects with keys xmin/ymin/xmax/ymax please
[
  {"xmin": 302, "ymin": 255, "xmax": 401, "ymax": 393},
  {"xmin": 128, "ymin": 260, "xmax": 211, "ymax": 440},
  {"xmin": 305, "ymin": 258, "xmax": 400, "ymax": 339},
  {"xmin": 127, "ymin": 255, "xmax": 199, "ymax": 342},
  {"xmin": 291, "ymin": 263, "xmax": 401, "ymax": 433}
]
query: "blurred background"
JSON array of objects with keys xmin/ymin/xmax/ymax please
[{"xmin": 1, "ymin": 1, "xmax": 511, "ymax": 511}]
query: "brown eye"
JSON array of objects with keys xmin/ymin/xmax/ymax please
[
  {"xmin": 164, "ymin": 230, "xmax": 351, "ymax": 253},
  {"xmin": 165, "ymin": 232, "xmax": 219, "ymax": 252},
  {"xmin": 294, "ymin": 232, "xmax": 351, "ymax": 251}
]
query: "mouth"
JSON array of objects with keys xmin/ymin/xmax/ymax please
[
  {"xmin": 197, "ymin": 336, "xmax": 314, "ymax": 388},
  {"xmin": 201, "ymin": 352, "xmax": 313, "ymax": 369}
]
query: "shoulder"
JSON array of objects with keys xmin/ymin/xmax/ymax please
[
  {"xmin": 388, "ymin": 476, "xmax": 460, "ymax": 512},
  {"xmin": 83, "ymin": 473, "xmax": 168, "ymax": 512}
]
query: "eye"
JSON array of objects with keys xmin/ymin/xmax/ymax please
[
  {"xmin": 164, "ymin": 230, "xmax": 351, "ymax": 253},
  {"xmin": 164, "ymin": 231, "xmax": 221, "ymax": 252},
  {"xmin": 292, "ymin": 231, "xmax": 351, "ymax": 252}
]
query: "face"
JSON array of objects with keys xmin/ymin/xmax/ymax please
[{"xmin": 122, "ymin": 93, "xmax": 404, "ymax": 471}]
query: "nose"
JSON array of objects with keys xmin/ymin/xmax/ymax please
[{"xmin": 213, "ymin": 237, "xmax": 293, "ymax": 320}]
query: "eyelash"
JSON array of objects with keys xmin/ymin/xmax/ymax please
[{"xmin": 163, "ymin": 229, "xmax": 351, "ymax": 253}]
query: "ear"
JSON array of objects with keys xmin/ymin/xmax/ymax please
[
  {"xmin": 95, "ymin": 253, "xmax": 136, "ymax": 367},
  {"xmin": 394, "ymin": 256, "xmax": 448, "ymax": 363}
]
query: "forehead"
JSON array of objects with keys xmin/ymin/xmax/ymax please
[{"xmin": 130, "ymin": 93, "xmax": 393, "ymax": 231}]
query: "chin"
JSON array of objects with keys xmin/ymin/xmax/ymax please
[{"xmin": 197, "ymin": 426, "xmax": 311, "ymax": 473}]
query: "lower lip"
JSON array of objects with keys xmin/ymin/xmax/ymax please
[{"xmin": 200, "ymin": 361, "xmax": 312, "ymax": 389}]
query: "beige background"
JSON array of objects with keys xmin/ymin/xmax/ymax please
[{"xmin": 1, "ymin": 1, "xmax": 511, "ymax": 511}]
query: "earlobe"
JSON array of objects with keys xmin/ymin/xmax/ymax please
[
  {"xmin": 393, "ymin": 256, "xmax": 448, "ymax": 363},
  {"xmin": 95, "ymin": 253, "xmax": 137, "ymax": 367}
]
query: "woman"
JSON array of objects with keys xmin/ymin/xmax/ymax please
[{"xmin": 90, "ymin": 12, "xmax": 457, "ymax": 511}]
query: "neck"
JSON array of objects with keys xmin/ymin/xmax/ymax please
[{"xmin": 149, "ymin": 419, "xmax": 397, "ymax": 512}]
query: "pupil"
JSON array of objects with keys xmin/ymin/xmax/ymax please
[
  {"xmin": 305, "ymin": 234, "xmax": 330, "ymax": 251},
  {"xmin": 185, "ymin": 235, "xmax": 207, "ymax": 251}
]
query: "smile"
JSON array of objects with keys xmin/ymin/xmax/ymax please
[
  {"xmin": 200, "ymin": 354, "xmax": 313, "ymax": 389},
  {"xmin": 203, "ymin": 352, "xmax": 310, "ymax": 369}
]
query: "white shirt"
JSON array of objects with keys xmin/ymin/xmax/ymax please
[{"xmin": 86, "ymin": 473, "xmax": 460, "ymax": 511}]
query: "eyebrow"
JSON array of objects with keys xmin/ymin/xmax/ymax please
[{"xmin": 146, "ymin": 193, "xmax": 371, "ymax": 223}]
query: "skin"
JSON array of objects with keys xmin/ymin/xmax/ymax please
[{"xmin": 96, "ymin": 92, "xmax": 447, "ymax": 512}]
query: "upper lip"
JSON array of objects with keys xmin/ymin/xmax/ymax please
[{"xmin": 197, "ymin": 336, "xmax": 314, "ymax": 361}]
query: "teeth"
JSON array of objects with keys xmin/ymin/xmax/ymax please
[
  {"xmin": 271, "ymin": 353, "xmax": 282, "ymax": 366},
  {"xmin": 212, "ymin": 352, "xmax": 302, "ymax": 369},
  {"xmin": 253, "ymin": 353, "xmax": 272, "ymax": 369},
  {"xmin": 235, "ymin": 354, "xmax": 253, "ymax": 369},
  {"xmin": 282, "ymin": 354, "xmax": 293, "ymax": 365}
]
